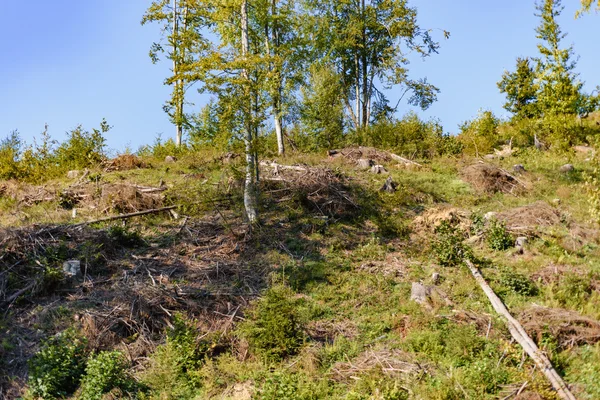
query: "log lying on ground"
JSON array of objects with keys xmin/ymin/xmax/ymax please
[
  {"xmin": 464, "ymin": 259, "xmax": 576, "ymax": 400},
  {"xmin": 388, "ymin": 152, "xmax": 422, "ymax": 167}
]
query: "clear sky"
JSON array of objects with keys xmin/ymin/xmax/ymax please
[{"xmin": 1, "ymin": 1, "xmax": 598, "ymax": 154}]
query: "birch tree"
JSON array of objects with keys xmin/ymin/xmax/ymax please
[
  {"xmin": 142, "ymin": 0, "xmax": 209, "ymax": 146},
  {"xmin": 304, "ymin": 0, "xmax": 446, "ymax": 130}
]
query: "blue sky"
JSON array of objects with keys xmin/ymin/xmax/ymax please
[{"xmin": 0, "ymin": 1, "xmax": 598, "ymax": 153}]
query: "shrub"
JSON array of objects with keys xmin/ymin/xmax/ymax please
[
  {"xmin": 553, "ymin": 274, "xmax": 592, "ymax": 307},
  {"xmin": 54, "ymin": 120, "xmax": 109, "ymax": 171},
  {"xmin": 457, "ymin": 110, "xmax": 501, "ymax": 156},
  {"xmin": 0, "ymin": 131, "xmax": 22, "ymax": 180},
  {"xmin": 140, "ymin": 314, "xmax": 211, "ymax": 398},
  {"xmin": 497, "ymin": 269, "xmax": 538, "ymax": 296},
  {"xmin": 137, "ymin": 135, "xmax": 190, "ymax": 159},
  {"xmin": 27, "ymin": 329, "xmax": 88, "ymax": 399},
  {"xmin": 431, "ymin": 221, "xmax": 472, "ymax": 267},
  {"xmin": 107, "ymin": 225, "xmax": 145, "ymax": 248},
  {"xmin": 486, "ymin": 219, "xmax": 513, "ymax": 251},
  {"xmin": 239, "ymin": 285, "xmax": 305, "ymax": 361},
  {"xmin": 79, "ymin": 351, "xmax": 137, "ymax": 400},
  {"xmin": 349, "ymin": 112, "xmax": 454, "ymax": 159}
]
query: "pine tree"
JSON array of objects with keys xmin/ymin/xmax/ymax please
[
  {"xmin": 534, "ymin": 0, "xmax": 584, "ymax": 116},
  {"xmin": 497, "ymin": 57, "xmax": 539, "ymax": 119}
]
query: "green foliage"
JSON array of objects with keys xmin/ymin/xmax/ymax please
[
  {"xmin": 566, "ymin": 344, "xmax": 600, "ymax": 399},
  {"xmin": 458, "ymin": 110, "xmax": 501, "ymax": 155},
  {"xmin": 350, "ymin": 112, "xmax": 460, "ymax": 158},
  {"xmin": 54, "ymin": 120, "xmax": 109, "ymax": 171},
  {"xmin": 486, "ymin": 219, "xmax": 513, "ymax": 251},
  {"xmin": 107, "ymin": 225, "xmax": 145, "ymax": 248},
  {"xmin": 298, "ymin": 63, "xmax": 345, "ymax": 150},
  {"xmin": 141, "ymin": 314, "xmax": 211, "ymax": 398},
  {"xmin": 498, "ymin": 57, "xmax": 539, "ymax": 119},
  {"xmin": 239, "ymin": 285, "xmax": 305, "ymax": 361},
  {"xmin": 534, "ymin": 0, "xmax": 591, "ymax": 116},
  {"xmin": 552, "ymin": 273, "xmax": 592, "ymax": 307},
  {"xmin": 79, "ymin": 351, "xmax": 137, "ymax": 400},
  {"xmin": 27, "ymin": 329, "xmax": 88, "ymax": 399},
  {"xmin": 497, "ymin": 269, "xmax": 538, "ymax": 296},
  {"xmin": 0, "ymin": 131, "xmax": 23, "ymax": 180},
  {"xmin": 255, "ymin": 372, "xmax": 325, "ymax": 400},
  {"xmin": 137, "ymin": 135, "xmax": 190, "ymax": 159},
  {"xmin": 431, "ymin": 221, "xmax": 472, "ymax": 267}
]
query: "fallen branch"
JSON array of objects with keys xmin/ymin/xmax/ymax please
[
  {"xmin": 2, "ymin": 281, "xmax": 37, "ymax": 307},
  {"xmin": 464, "ymin": 259, "xmax": 576, "ymax": 400},
  {"xmin": 389, "ymin": 152, "xmax": 422, "ymax": 167},
  {"xmin": 72, "ymin": 205, "xmax": 178, "ymax": 226},
  {"xmin": 259, "ymin": 160, "xmax": 309, "ymax": 172}
]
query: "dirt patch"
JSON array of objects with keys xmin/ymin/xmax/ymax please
[
  {"xmin": 103, "ymin": 154, "xmax": 148, "ymax": 172},
  {"xmin": 330, "ymin": 348, "xmax": 423, "ymax": 382},
  {"xmin": 412, "ymin": 204, "xmax": 471, "ymax": 234},
  {"xmin": 461, "ymin": 163, "xmax": 525, "ymax": 194},
  {"xmin": 519, "ymin": 306, "xmax": 600, "ymax": 349},
  {"xmin": 261, "ymin": 162, "xmax": 358, "ymax": 217},
  {"xmin": 496, "ymin": 201, "xmax": 562, "ymax": 234}
]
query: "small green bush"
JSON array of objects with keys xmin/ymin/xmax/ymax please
[
  {"xmin": 79, "ymin": 351, "xmax": 137, "ymax": 400},
  {"xmin": 239, "ymin": 285, "xmax": 305, "ymax": 361},
  {"xmin": 431, "ymin": 221, "xmax": 472, "ymax": 267},
  {"xmin": 486, "ymin": 219, "xmax": 513, "ymax": 251},
  {"xmin": 54, "ymin": 120, "xmax": 109, "ymax": 171},
  {"xmin": 27, "ymin": 329, "xmax": 88, "ymax": 399},
  {"xmin": 140, "ymin": 314, "xmax": 211, "ymax": 398},
  {"xmin": 498, "ymin": 269, "xmax": 538, "ymax": 296},
  {"xmin": 107, "ymin": 225, "xmax": 145, "ymax": 248},
  {"xmin": 553, "ymin": 274, "xmax": 592, "ymax": 307},
  {"xmin": 0, "ymin": 131, "xmax": 22, "ymax": 180}
]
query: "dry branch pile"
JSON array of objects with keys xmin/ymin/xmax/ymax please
[
  {"xmin": 412, "ymin": 205, "xmax": 471, "ymax": 234},
  {"xmin": 260, "ymin": 161, "xmax": 358, "ymax": 217},
  {"xmin": 103, "ymin": 154, "xmax": 148, "ymax": 172},
  {"xmin": 520, "ymin": 306, "xmax": 600, "ymax": 349},
  {"xmin": 496, "ymin": 201, "xmax": 562, "ymax": 234},
  {"xmin": 330, "ymin": 349, "xmax": 422, "ymax": 382},
  {"xmin": 0, "ymin": 181, "xmax": 56, "ymax": 206},
  {"xmin": 461, "ymin": 163, "xmax": 526, "ymax": 194}
]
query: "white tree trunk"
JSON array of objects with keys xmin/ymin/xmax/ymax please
[
  {"xmin": 274, "ymin": 110, "xmax": 284, "ymax": 156},
  {"xmin": 241, "ymin": 0, "xmax": 258, "ymax": 224}
]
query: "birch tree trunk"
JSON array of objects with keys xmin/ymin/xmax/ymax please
[
  {"xmin": 172, "ymin": 0, "xmax": 183, "ymax": 147},
  {"xmin": 241, "ymin": 0, "xmax": 258, "ymax": 224}
]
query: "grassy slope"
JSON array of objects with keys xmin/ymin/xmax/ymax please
[{"xmin": 2, "ymin": 148, "xmax": 600, "ymax": 399}]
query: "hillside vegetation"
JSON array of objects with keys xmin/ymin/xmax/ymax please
[{"xmin": 2, "ymin": 115, "xmax": 600, "ymax": 399}]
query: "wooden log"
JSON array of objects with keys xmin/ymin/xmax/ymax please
[
  {"xmin": 464, "ymin": 260, "xmax": 576, "ymax": 400},
  {"xmin": 388, "ymin": 152, "xmax": 422, "ymax": 167}
]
